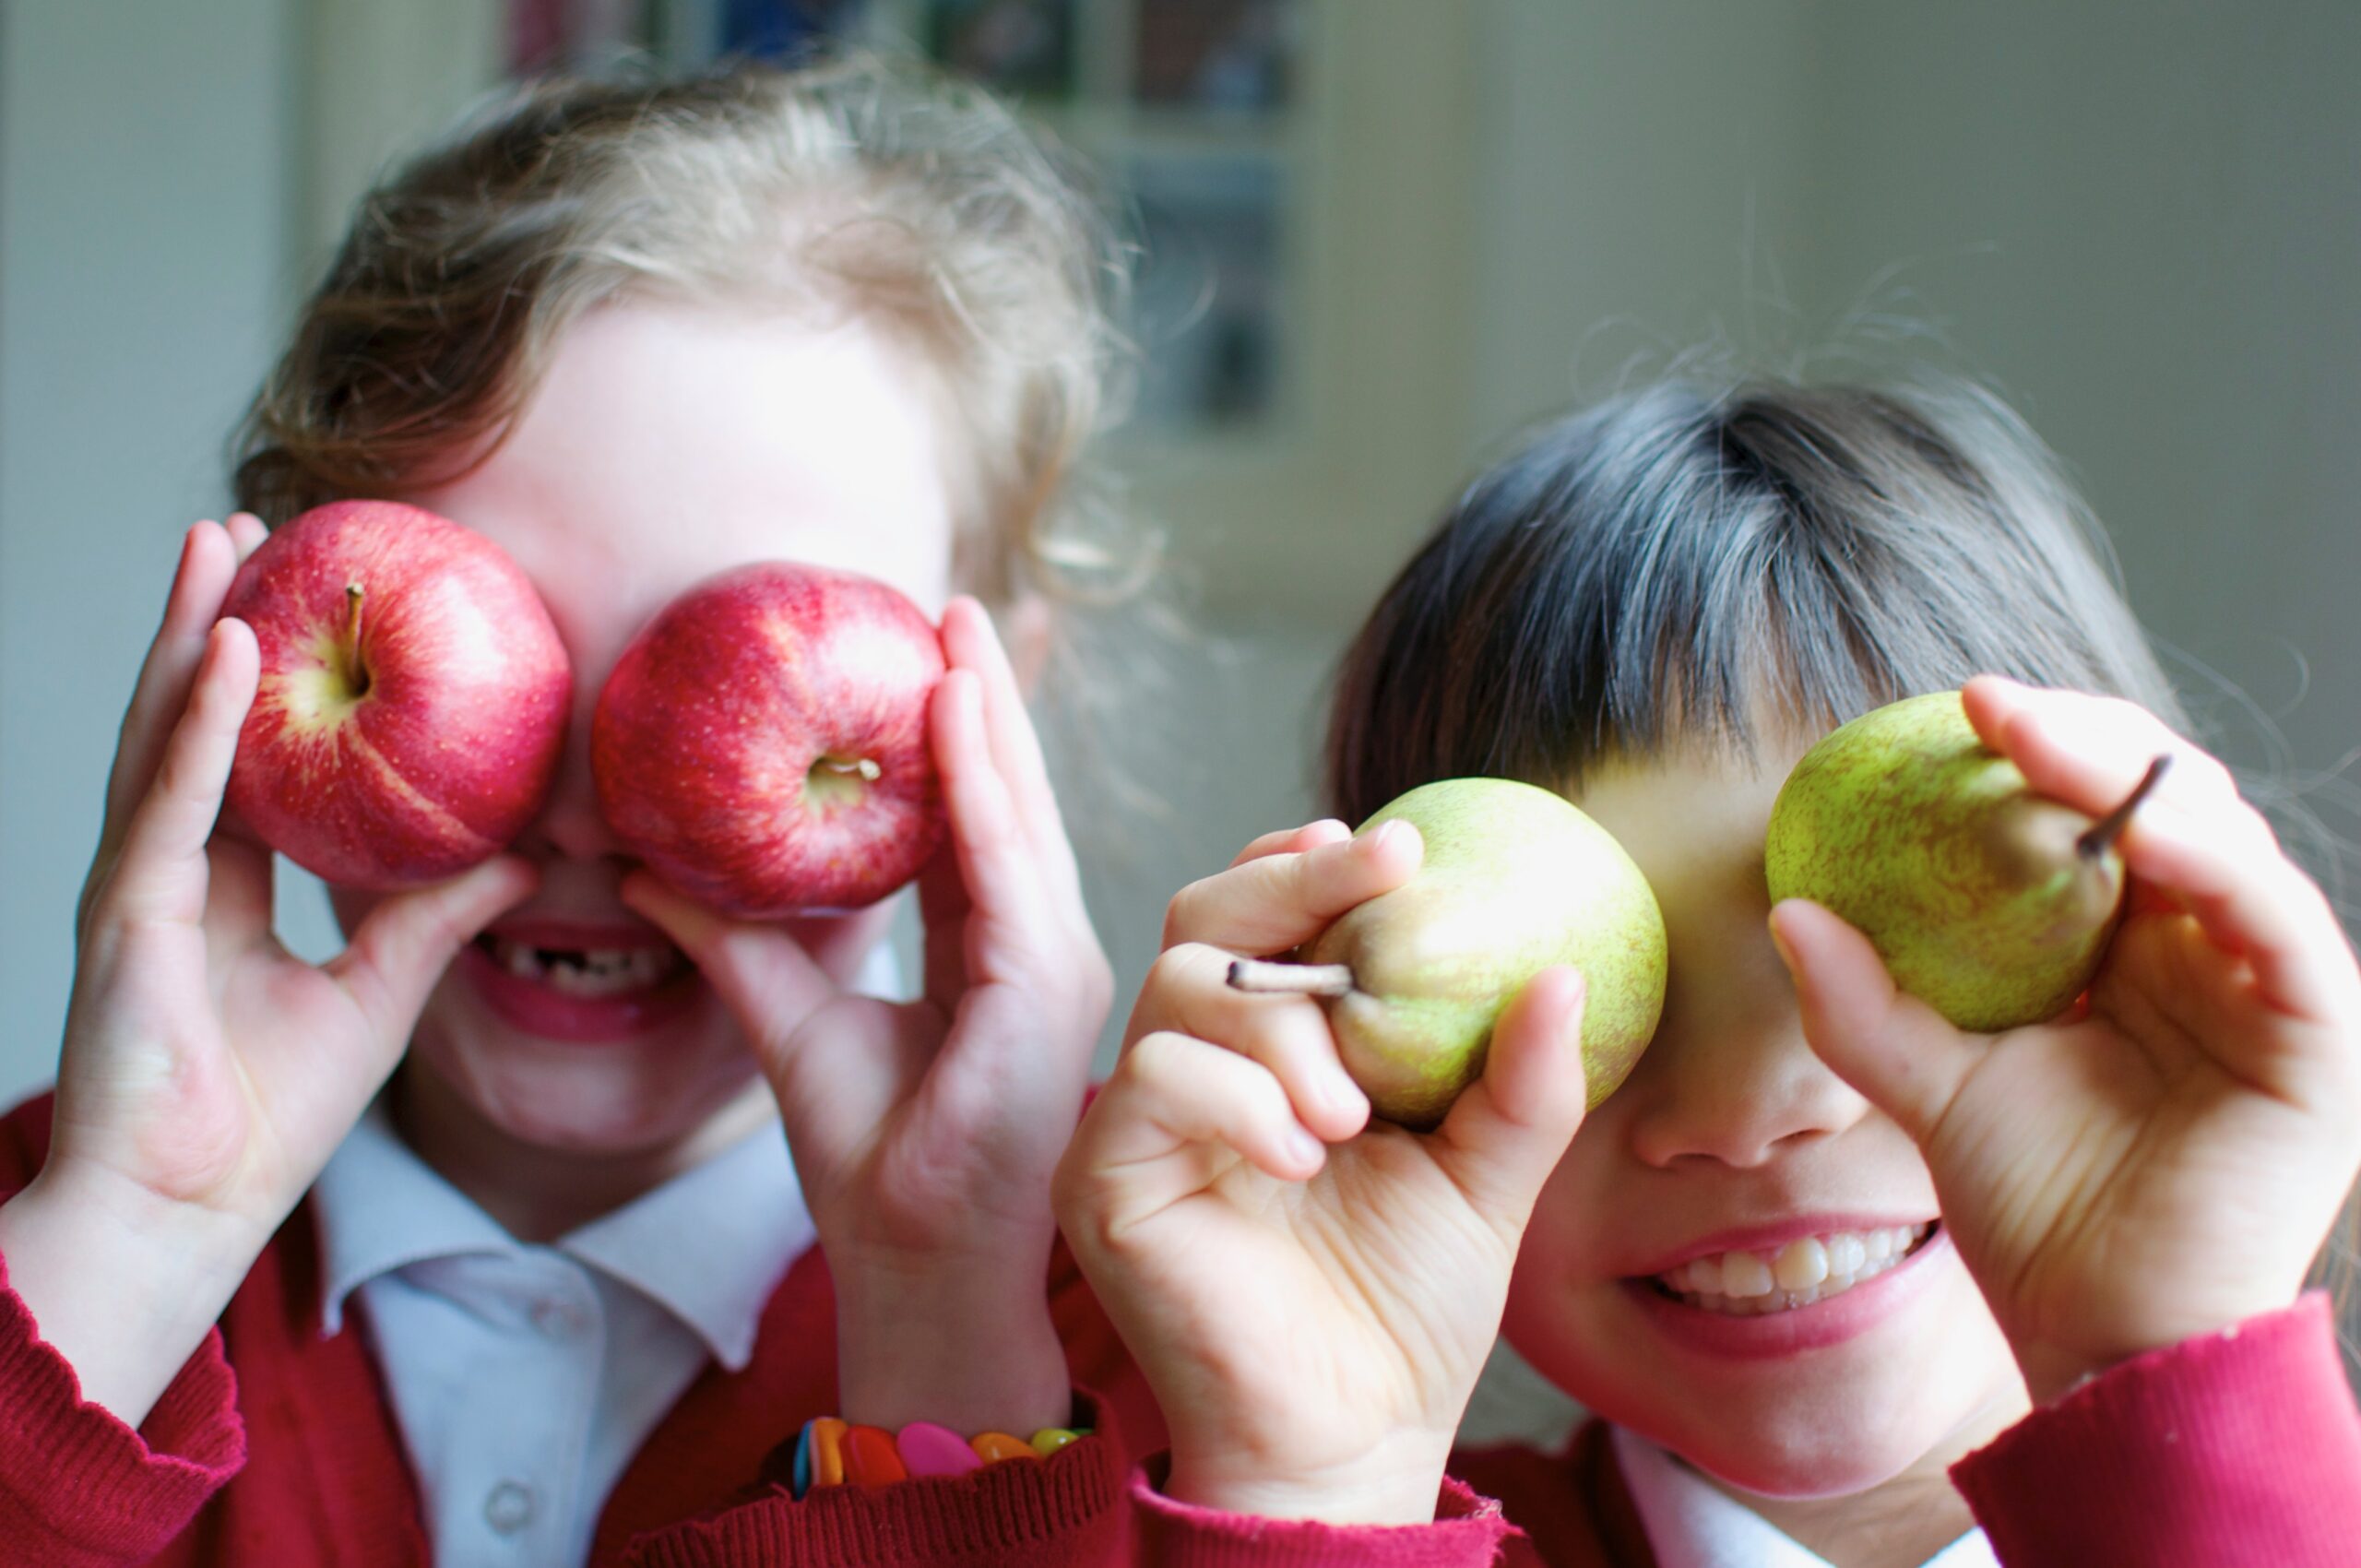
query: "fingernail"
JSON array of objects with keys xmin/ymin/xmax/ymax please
[{"xmin": 1284, "ymin": 1124, "xmax": 1323, "ymax": 1168}]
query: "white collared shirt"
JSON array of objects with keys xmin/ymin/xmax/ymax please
[
  {"xmin": 313, "ymin": 1101, "xmax": 814, "ymax": 1568},
  {"xmin": 1612, "ymin": 1426, "xmax": 1999, "ymax": 1568}
]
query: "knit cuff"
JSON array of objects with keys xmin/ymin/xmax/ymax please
[
  {"xmin": 1954, "ymin": 1292, "xmax": 2361, "ymax": 1568},
  {"xmin": 0, "ymin": 1249, "xmax": 244, "ymax": 1566},
  {"xmin": 1128, "ymin": 1456, "xmax": 1511, "ymax": 1568},
  {"xmin": 625, "ymin": 1394, "xmax": 1126, "ymax": 1568}
]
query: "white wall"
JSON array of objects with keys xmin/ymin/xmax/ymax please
[
  {"xmin": 5, "ymin": 3, "xmax": 2356, "ymax": 1113},
  {"xmin": 1798, "ymin": 1, "xmax": 2361, "ymax": 909},
  {"xmin": 0, "ymin": 1, "xmax": 298, "ymax": 1107}
]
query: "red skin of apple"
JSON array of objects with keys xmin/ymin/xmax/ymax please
[
  {"xmin": 221, "ymin": 500, "xmax": 572, "ymax": 889},
  {"xmin": 591, "ymin": 563, "xmax": 947, "ymax": 917}
]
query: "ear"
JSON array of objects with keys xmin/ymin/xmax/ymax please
[{"xmin": 1000, "ymin": 592, "xmax": 1056, "ymax": 697}]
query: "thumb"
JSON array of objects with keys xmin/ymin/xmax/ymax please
[
  {"xmin": 619, "ymin": 872, "xmax": 842, "ymax": 1056},
  {"xmin": 329, "ymin": 854, "xmax": 538, "ymax": 1048},
  {"xmin": 1770, "ymin": 899, "xmax": 1977, "ymax": 1143},
  {"xmin": 1432, "ymin": 967, "xmax": 1589, "ymax": 1234}
]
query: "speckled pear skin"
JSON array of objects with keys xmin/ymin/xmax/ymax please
[
  {"xmin": 1304, "ymin": 778, "xmax": 1668, "ymax": 1130},
  {"xmin": 1764, "ymin": 691, "xmax": 2127, "ymax": 1033}
]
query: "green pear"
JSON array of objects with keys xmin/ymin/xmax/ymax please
[
  {"xmin": 1230, "ymin": 778, "xmax": 1667, "ymax": 1130},
  {"xmin": 1763, "ymin": 690, "xmax": 2168, "ymax": 1032}
]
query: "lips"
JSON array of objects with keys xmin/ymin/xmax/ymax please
[
  {"xmin": 1620, "ymin": 1219, "xmax": 1953, "ymax": 1359},
  {"xmin": 457, "ymin": 920, "xmax": 701, "ymax": 1043}
]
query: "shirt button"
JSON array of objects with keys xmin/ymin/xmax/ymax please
[
  {"xmin": 529, "ymin": 1299, "xmax": 580, "ymax": 1338},
  {"xmin": 484, "ymin": 1479, "xmax": 535, "ymax": 1535}
]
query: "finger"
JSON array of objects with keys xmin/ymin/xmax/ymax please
[
  {"xmin": 1965, "ymin": 680, "xmax": 2352, "ymax": 1020},
  {"xmin": 327, "ymin": 854, "xmax": 539, "ymax": 1047},
  {"xmin": 1962, "ymin": 676, "xmax": 2238, "ymax": 815},
  {"xmin": 1089, "ymin": 1030, "xmax": 1325, "ymax": 1189},
  {"xmin": 1162, "ymin": 820, "xmax": 1423, "ymax": 955},
  {"xmin": 2106, "ymin": 798, "xmax": 2357, "ymax": 1023},
  {"xmin": 1770, "ymin": 899, "xmax": 1978, "ymax": 1144},
  {"xmin": 931, "ymin": 667, "xmax": 1043, "ymax": 932},
  {"xmin": 620, "ymin": 871, "xmax": 843, "ymax": 1051},
  {"xmin": 940, "ymin": 598, "xmax": 1062, "ymax": 839},
  {"xmin": 1432, "ymin": 968, "xmax": 1589, "ymax": 1227},
  {"xmin": 225, "ymin": 511, "xmax": 269, "ymax": 561},
  {"xmin": 914, "ymin": 837, "xmax": 973, "ymax": 1007},
  {"xmin": 101, "ymin": 522, "xmax": 245, "ymax": 851},
  {"xmin": 1128, "ymin": 944, "xmax": 1369, "ymax": 1141},
  {"xmin": 102, "ymin": 619, "xmax": 260, "ymax": 928},
  {"xmin": 1227, "ymin": 819, "xmax": 1351, "ymax": 870}
]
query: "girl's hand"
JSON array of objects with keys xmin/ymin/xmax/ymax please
[
  {"xmin": 1774, "ymin": 675, "xmax": 2361, "ymax": 1402},
  {"xmin": 1051, "ymin": 823, "xmax": 1590, "ymax": 1525},
  {"xmin": 0, "ymin": 517, "xmax": 534, "ymax": 1425},
  {"xmin": 624, "ymin": 597, "xmax": 1110, "ymax": 1435}
]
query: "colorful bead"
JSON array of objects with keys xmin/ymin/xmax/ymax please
[
  {"xmin": 898, "ymin": 1420, "xmax": 985, "ymax": 1477},
  {"xmin": 790, "ymin": 1420, "xmax": 816, "ymax": 1498},
  {"xmin": 1029, "ymin": 1427, "xmax": 1084, "ymax": 1456},
  {"xmin": 811, "ymin": 1418, "xmax": 848, "ymax": 1489},
  {"xmin": 842, "ymin": 1423, "xmax": 908, "ymax": 1486},
  {"xmin": 969, "ymin": 1431, "xmax": 1037, "ymax": 1465}
]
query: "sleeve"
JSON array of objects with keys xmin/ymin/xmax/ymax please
[
  {"xmin": 0, "ymin": 1245, "xmax": 246, "ymax": 1567},
  {"xmin": 1952, "ymin": 1292, "xmax": 2361, "ymax": 1568},
  {"xmin": 621, "ymin": 1408, "xmax": 1127, "ymax": 1568},
  {"xmin": 1125, "ymin": 1458, "xmax": 1513, "ymax": 1568},
  {"xmin": 625, "ymin": 1209, "xmax": 1168, "ymax": 1567}
]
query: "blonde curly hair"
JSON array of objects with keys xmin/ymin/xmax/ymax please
[{"xmin": 233, "ymin": 53, "xmax": 1143, "ymax": 607}]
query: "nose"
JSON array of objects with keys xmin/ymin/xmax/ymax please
[
  {"xmin": 1620, "ymin": 951, "xmax": 1873, "ymax": 1170},
  {"xmin": 514, "ymin": 714, "xmax": 624, "ymax": 864}
]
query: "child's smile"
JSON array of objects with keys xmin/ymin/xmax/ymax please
[{"xmin": 1502, "ymin": 742, "xmax": 2029, "ymax": 1502}]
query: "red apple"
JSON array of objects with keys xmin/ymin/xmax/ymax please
[
  {"xmin": 220, "ymin": 500, "xmax": 571, "ymax": 888},
  {"xmin": 591, "ymin": 563, "xmax": 946, "ymax": 916}
]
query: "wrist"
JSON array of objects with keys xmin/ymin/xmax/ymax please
[
  {"xmin": 2011, "ymin": 1293, "xmax": 2301, "ymax": 1406},
  {"xmin": 1163, "ymin": 1430, "xmax": 1456, "ymax": 1526},
  {"xmin": 0, "ymin": 1161, "xmax": 265, "ymax": 1425},
  {"xmin": 833, "ymin": 1253, "xmax": 1071, "ymax": 1433}
]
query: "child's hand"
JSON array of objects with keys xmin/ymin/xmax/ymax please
[
  {"xmin": 1052, "ymin": 823, "xmax": 1590, "ymax": 1525},
  {"xmin": 624, "ymin": 597, "xmax": 1109, "ymax": 1436},
  {"xmin": 0, "ymin": 517, "xmax": 535, "ymax": 1425},
  {"xmin": 1773, "ymin": 675, "xmax": 2361, "ymax": 1402}
]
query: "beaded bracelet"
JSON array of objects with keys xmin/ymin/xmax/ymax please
[{"xmin": 790, "ymin": 1419, "xmax": 1093, "ymax": 1498}]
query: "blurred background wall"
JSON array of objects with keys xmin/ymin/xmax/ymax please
[{"xmin": 5, "ymin": 0, "xmax": 2357, "ymax": 1154}]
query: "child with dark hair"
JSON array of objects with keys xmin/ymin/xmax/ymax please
[{"xmin": 1057, "ymin": 374, "xmax": 2361, "ymax": 1565}]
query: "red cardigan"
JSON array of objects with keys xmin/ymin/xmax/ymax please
[
  {"xmin": 0, "ymin": 1092, "xmax": 1158, "ymax": 1567},
  {"xmin": 6, "ymin": 1081, "xmax": 2360, "ymax": 1567},
  {"xmin": 1131, "ymin": 1296, "xmax": 2361, "ymax": 1567}
]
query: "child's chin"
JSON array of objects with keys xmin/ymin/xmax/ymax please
[
  {"xmin": 408, "ymin": 1017, "xmax": 766, "ymax": 1158},
  {"xmin": 1667, "ymin": 1422, "xmax": 1928, "ymax": 1502}
]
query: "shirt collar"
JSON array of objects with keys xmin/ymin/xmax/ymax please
[
  {"xmin": 1610, "ymin": 1426, "xmax": 1998, "ymax": 1568},
  {"xmin": 313, "ymin": 1095, "xmax": 813, "ymax": 1372},
  {"xmin": 560, "ymin": 1119, "xmax": 810, "ymax": 1371}
]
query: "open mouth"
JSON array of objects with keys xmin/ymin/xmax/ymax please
[
  {"xmin": 471, "ymin": 932, "xmax": 690, "ymax": 998},
  {"xmin": 1647, "ymin": 1222, "xmax": 1940, "ymax": 1316}
]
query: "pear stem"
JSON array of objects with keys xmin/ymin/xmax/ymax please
[
  {"xmin": 1227, "ymin": 959, "xmax": 1356, "ymax": 998},
  {"xmin": 2076, "ymin": 753, "xmax": 2172, "ymax": 860}
]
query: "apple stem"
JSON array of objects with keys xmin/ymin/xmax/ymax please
[
  {"xmin": 816, "ymin": 756, "xmax": 883, "ymax": 782},
  {"xmin": 1227, "ymin": 958, "xmax": 1357, "ymax": 998},
  {"xmin": 2076, "ymin": 753, "xmax": 2172, "ymax": 860},
  {"xmin": 340, "ymin": 582, "xmax": 370, "ymax": 695}
]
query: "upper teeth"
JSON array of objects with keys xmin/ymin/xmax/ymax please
[
  {"xmin": 485, "ymin": 937, "xmax": 682, "ymax": 997},
  {"xmin": 1658, "ymin": 1224, "xmax": 1932, "ymax": 1315}
]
